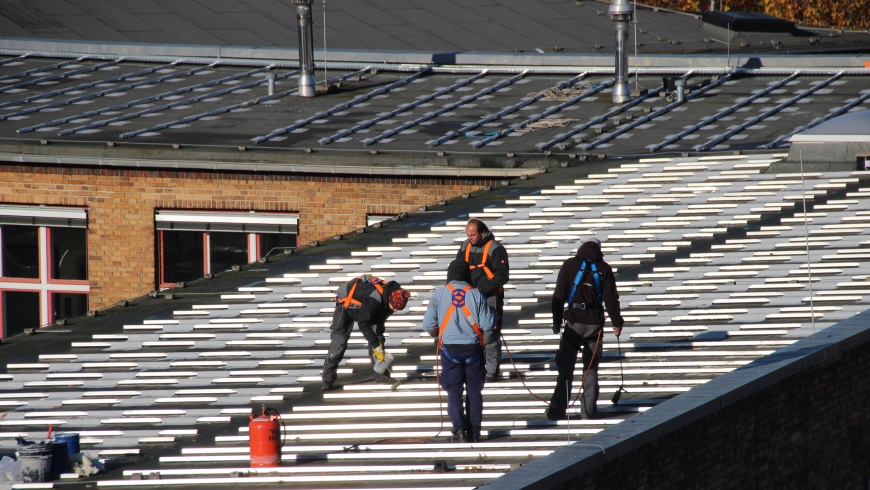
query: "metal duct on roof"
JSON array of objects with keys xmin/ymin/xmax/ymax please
[
  {"xmin": 295, "ymin": 0, "xmax": 316, "ymax": 98},
  {"xmin": 609, "ymin": 0, "xmax": 633, "ymax": 104}
]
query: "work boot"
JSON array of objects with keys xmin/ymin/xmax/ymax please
[
  {"xmin": 321, "ymin": 381, "xmax": 334, "ymax": 391},
  {"xmin": 447, "ymin": 430, "xmax": 466, "ymax": 443},
  {"xmin": 461, "ymin": 429, "xmax": 474, "ymax": 443},
  {"xmin": 546, "ymin": 409, "xmax": 566, "ymax": 421},
  {"xmin": 485, "ymin": 373, "xmax": 498, "ymax": 383}
]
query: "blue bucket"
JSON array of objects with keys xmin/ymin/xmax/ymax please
[{"xmin": 53, "ymin": 433, "xmax": 80, "ymax": 455}]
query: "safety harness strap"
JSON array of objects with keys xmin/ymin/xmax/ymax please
[
  {"xmin": 337, "ymin": 277, "xmax": 384, "ymax": 309},
  {"xmin": 438, "ymin": 284, "xmax": 485, "ymax": 347},
  {"xmin": 566, "ymin": 260, "xmax": 602, "ymax": 312},
  {"xmin": 337, "ymin": 279, "xmax": 361, "ymax": 309},
  {"xmin": 441, "ymin": 347, "xmax": 481, "ymax": 365},
  {"xmin": 464, "ymin": 240, "xmax": 495, "ymax": 280}
]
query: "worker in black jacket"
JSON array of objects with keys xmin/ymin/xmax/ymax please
[
  {"xmin": 321, "ymin": 275, "xmax": 411, "ymax": 390},
  {"xmin": 456, "ymin": 219, "xmax": 510, "ymax": 382},
  {"xmin": 547, "ymin": 237, "xmax": 624, "ymax": 420}
]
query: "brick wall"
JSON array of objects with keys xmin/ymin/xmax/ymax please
[{"xmin": 0, "ymin": 164, "xmax": 495, "ymax": 310}]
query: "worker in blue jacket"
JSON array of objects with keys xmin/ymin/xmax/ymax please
[{"xmin": 422, "ymin": 258, "xmax": 496, "ymax": 443}]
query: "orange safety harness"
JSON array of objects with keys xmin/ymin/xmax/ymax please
[
  {"xmin": 336, "ymin": 277, "xmax": 384, "ymax": 309},
  {"xmin": 437, "ymin": 284, "xmax": 485, "ymax": 348},
  {"xmin": 464, "ymin": 240, "xmax": 495, "ymax": 280}
]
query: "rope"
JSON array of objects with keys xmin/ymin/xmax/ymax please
[
  {"xmin": 501, "ymin": 328, "xmax": 602, "ymax": 412},
  {"xmin": 514, "ymin": 118, "xmax": 579, "ymax": 133},
  {"xmin": 434, "ymin": 342, "xmax": 446, "ymax": 435},
  {"xmin": 529, "ymin": 84, "xmax": 594, "ymax": 101}
]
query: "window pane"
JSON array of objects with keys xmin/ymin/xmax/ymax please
[
  {"xmin": 52, "ymin": 293, "xmax": 88, "ymax": 323},
  {"xmin": 51, "ymin": 227, "xmax": 88, "ymax": 280},
  {"xmin": 162, "ymin": 230, "xmax": 203, "ymax": 284},
  {"xmin": 2, "ymin": 225, "xmax": 39, "ymax": 279},
  {"xmin": 3, "ymin": 291, "xmax": 40, "ymax": 338},
  {"xmin": 210, "ymin": 232, "xmax": 247, "ymax": 274},
  {"xmin": 260, "ymin": 233, "xmax": 297, "ymax": 258},
  {"xmin": 367, "ymin": 215, "xmax": 391, "ymax": 227}
]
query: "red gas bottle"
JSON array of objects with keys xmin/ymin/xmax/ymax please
[{"xmin": 249, "ymin": 406, "xmax": 282, "ymax": 467}]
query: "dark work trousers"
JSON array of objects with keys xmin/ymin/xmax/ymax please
[
  {"xmin": 322, "ymin": 306, "xmax": 387, "ymax": 386},
  {"xmin": 484, "ymin": 292, "xmax": 504, "ymax": 376},
  {"xmin": 548, "ymin": 322, "xmax": 603, "ymax": 419},
  {"xmin": 439, "ymin": 345, "xmax": 486, "ymax": 438}
]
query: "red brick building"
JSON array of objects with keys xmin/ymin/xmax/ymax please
[{"xmin": 0, "ymin": 152, "xmax": 513, "ymax": 337}]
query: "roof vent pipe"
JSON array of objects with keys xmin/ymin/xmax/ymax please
[
  {"xmin": 265, "ymin": 72, "xmax": 276, "ymax": 96},
  {"xmin": 609, "ymin": 0, "xmax": 633, "ymax": 104},
  {"xmin": 295, "ymin": 0, "xmax": 316, "ymax": 98},
  {"xmin": 675, "ymin": 78, "xmax": 687, "ymax": 103}
]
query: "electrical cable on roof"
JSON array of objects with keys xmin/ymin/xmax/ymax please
[{"xmin": 798, "ymin": 149, "xmax": 817, "ymax": 334}]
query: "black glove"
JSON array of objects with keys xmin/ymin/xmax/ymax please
[{"xmin": 552, "ymin": 324, "xmax": 561, "ymax": 334}]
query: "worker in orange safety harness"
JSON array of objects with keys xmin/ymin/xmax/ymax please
[
  {"xmin": 322, "ymin": 274, "xmax": 411, "ymax": 391},
  {"xmin": 455, "ymin": 218, "xmax": 509, "ymax": 383},
  {"xmin": 422, "ymin": 258, "xmax": 495, "ymax": 443}
]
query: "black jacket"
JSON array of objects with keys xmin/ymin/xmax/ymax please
[
  {"xmin": 334, "ymin": 278, "xmax": 403, "ymax": 347},
  {"xmin": 551, "ymin": 241, "xmax": 624, "ymax": 328},
  {"xmin": 456, "ymin": 230, "xmax": 510, "ymax": 298}
]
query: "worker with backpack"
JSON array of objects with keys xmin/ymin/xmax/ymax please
[{"xmin": 547, "ymin": 237, "xmax": 624, "ymax": 420}]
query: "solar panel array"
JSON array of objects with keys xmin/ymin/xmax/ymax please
[
  {"xmin": 2, "ymin": 153, "xmax": 869, "ymax": 488},
  {"xmin": 1, "ymin": 55, "xmax": 868, "ymax": 157}
]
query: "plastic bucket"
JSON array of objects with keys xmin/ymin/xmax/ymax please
[
  {"xmin": 53, "ymin": 433, "xmax": 80, "ymax": 455},
  {"xmin": 50, "ymin": 441, "xmax": 69, "ymax": 475},
  {"xmin": 17, "ymin": 442, "xmax": 52, "ymax": 483}
]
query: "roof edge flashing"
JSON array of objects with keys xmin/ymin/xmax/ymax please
[
  {"xmin": 1, "ymin": 37, "xmax": 868, "ymax": 70},
  {"xmin": 0, "ymin": 151, "xmax": 538, "ymax": 179}
]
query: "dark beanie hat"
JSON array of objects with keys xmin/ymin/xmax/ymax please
[{"xmin": 446, "ymin": 258, "xmax": 471, "ymax": 283}]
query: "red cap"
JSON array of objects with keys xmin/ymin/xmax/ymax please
[{"xmin": 389, "ymin": 289, "xmax": 410, "ymax": 310}]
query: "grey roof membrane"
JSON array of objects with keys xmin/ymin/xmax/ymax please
[
  {"xmin": 1, "ymin": 0, "xmax": 868, "ymax": 55},
  {"xmin": 791, "ymin": 109, "xmax": 870, "ymax": 142},
  {"xmin": 2, "ymin": 152, "xmax": 870, "ymax": 488}
]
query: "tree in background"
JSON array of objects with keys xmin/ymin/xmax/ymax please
[{"xmin": 639, "ymin": 0, "xmax": 870, "ymax": 30}]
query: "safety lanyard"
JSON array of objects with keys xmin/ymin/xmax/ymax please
[
  {"xmin": 438, "ymin": 284, "xmax": 485, "ymax": 347},
  {"xmin": 464, "ymin": 240, "xmax": 495, "ymax": 280},
  {"xmin": 566, "ymin": 260, "xmax": 602, "ymax": 310}
]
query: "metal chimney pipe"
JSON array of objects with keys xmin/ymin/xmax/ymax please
[
  {"xmin": 609, "ymin": 0, "xmax": 633, "ymax": 104},
  {"xmin": 295, "ymin": 0, "xmax": 316, "ymax": 98}
]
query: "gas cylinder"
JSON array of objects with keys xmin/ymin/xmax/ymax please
[{"xmin": 249, "ymin": 407, "xmax": 282, "ymax": 467}]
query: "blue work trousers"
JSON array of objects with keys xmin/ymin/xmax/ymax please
[{"xmin": 440, "ymin": 345, "xmax": 486, "ymax": 438}]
